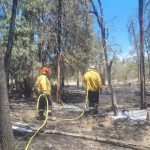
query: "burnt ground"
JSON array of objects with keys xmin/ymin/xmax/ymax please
[{"xmin": 10, "ymin": 84, "xmax": 150, "ymax": 150}]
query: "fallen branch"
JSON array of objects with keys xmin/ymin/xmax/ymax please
[{"xmin": 44, "ymin": 130, "xmax": 150, "ymax": 150}]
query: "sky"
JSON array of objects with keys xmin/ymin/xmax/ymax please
[
  {"xmin": 0, "ymin": 0, "xmax": 138, "ymax": 58},
  {"xmin": 92, "ymin": 0, "xmax": 138, "ymax": 58}
]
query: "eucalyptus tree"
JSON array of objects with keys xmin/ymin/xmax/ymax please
[
  {"xmin": 0, "ymin": 46, "xmax": 16, "ymax": 150},
  {"xmin": 138, "ymin": 0, "xmax": 147, "ymax": 109},
  {"xmin": 9, "ymin": 0, "xmax": 44, "ymax": 97},
  {"xmin": 61, "ymin": 0, "xmax": 93, "ymax": 87},
  {"xmin": 0, "ymin": 0, "xmax": 39, "ymax": 96},
  {"xmin": 89, "ymin": 0, "xmax": 118, "ymax": 115},
  {"xmin": 0, "ymin": 0, "xmax": 18, "ymax": 88},
  {"xmin": 1, "ymin": 0, "xmax": 93, "ymax": 99}
]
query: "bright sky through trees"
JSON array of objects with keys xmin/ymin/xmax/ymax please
[
  {"xmin": 0, "ymin": 0, "xmax": 138, "ymax": 58},
  {"xmin": 93, "ymin": 0, "xmax": 138, "ymax": 57}
]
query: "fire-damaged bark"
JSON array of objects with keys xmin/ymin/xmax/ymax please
[
  {"xmin": 138, "ymin": 0, "xmax": 147, "ymax": 109},
  {"xmin": 56, "ymin": 0, "xmax": 63, "ymax": 103},
  {"xmin": 0, "ymin": 48, "xmax": 15, "ymax": 150}
]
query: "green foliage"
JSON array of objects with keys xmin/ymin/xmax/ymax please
[{"xmin": 0, "ymin": 0, "xmax": 94, "ymax": 92}]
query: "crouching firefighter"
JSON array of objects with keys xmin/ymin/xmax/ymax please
[
  {"xmin": 83, "ymin": 65, "xmax": 102, "ymax": 115},
  {"xmin": 34, "ymin": 66, "xmax": 52, "ymax": 120}
]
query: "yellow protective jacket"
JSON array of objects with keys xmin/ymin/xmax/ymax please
[
  {"xmin": 83, "ymin": 69, "xmax": 102, "ymax": 91},
  {"xmin": 35, "ymin": 75, "xmax": 51, "ymax": 95}
]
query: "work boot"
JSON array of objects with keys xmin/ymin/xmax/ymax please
[
  {"xmin": 89, "ymin": 109, "xmax": 94, "ymax": 115},
  {"xmin": 48, "ymin": 112, "xmax": 52, "ymax": 118},
  {"xmin": 93, "ymin": 109, "xmax": 98, "ymax": 115},
  {"xmin": 36, "ymin": 112, "xmax": 45, "ymax": 120}
]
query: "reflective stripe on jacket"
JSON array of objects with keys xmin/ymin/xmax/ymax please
[
  {"xmin": 35, "ymin": 75, "xmax": 51, "ymax": 95},
  {"xmin": 83, "ymin": 69, "xmax": 102, "ymax": 91}
]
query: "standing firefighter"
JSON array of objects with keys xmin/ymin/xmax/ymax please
[
  {"xmin": 35, "ymin": 66, "xmax": 52, "ymax": 120},
  {"xmin": 83, "ymin": 65, "xmax": 102, "ymax": 115}
]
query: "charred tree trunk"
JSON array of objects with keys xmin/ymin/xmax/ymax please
[
  {"xmin": 0, "ymin": 48, "xmax": 15, "ymax": 150},
  {"xmin": 90, "ymin": 0, "xmax": 118, "ymax": 115},
  {"xmin": 138, "ymin": 0, "xmax": 147, "ymax": 109},
  {"xmin": 5, "ymin": 0, "xmax": 18, "ymax": 88},
  {"xmin": 61, "ymin": 56, "xmax": 65, "ymax": 88},
  {"xmin": 56, "ymin": 0, "xmax": 62, "ymax": 103}
]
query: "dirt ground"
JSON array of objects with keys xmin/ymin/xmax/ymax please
[{"xmin": 10, "ymin": 84, "xmax": 150, "ymax": 150}]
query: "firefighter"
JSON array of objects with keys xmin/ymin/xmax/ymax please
[
  {"xmin": 83, "ymin": 65, "xmax": 102, "ymax": 115},
  {"xmin": 35, "ymin": 66, "xmax": 52, "ymax": 120}
]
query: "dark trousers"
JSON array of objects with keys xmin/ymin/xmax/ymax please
[
  {"xmin": 38, "ymin": 95, "xmax": 52, "ymax": 113},
  {"xmin": 88, "ymin": 90, "xmax": 99, "ymax": 113}
]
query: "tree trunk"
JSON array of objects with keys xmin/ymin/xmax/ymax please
[
  {"xmin": 56, "ymin": 52, "xmax": 61, "ymax": 103},
  {"xmin": 61, "ymin": 56, "xmax": 65, "ymax": 88},
  {"xmin": 0, "ymin": 48, "xmax": 16, "ymax": 150},
  {"xmin": 5, "ymin": 0, "xmax": 18, "ymax": 88},
  {"xmin": 138, "ymin": 0, "xmax": 147, "ymax": 109},
  {"xmin": 44, "ymin": 130, "xmax": 150, "ymax": 150},
  {"xmin": 90, "ymin": 0, "xmax": 118, "ymax": 115},
  {"xmin": 56, "ymin": 0, "xmax": 62, "ymax": 103},
  {"xmin": 107, "ymin": 66, "xmax": 118, "ymax": 115},
  {"xmin": 76, "ymin": 69, "xmax": 80, "ymax": 88}
]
